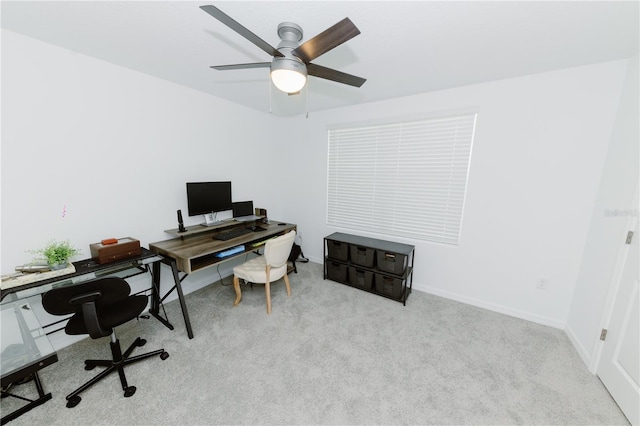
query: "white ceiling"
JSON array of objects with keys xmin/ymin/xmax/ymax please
[{"xmin": 2, "ymin": 1, "xmax": 638, "ymax": 116}]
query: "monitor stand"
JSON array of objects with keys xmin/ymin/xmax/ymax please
[
  {"xmin": 202, "ymin": 213, "xmax": 231, "ymax": 227},
  {"xmin": 202, "ymin": 213, "xmax": 218, "ymax": 227}
]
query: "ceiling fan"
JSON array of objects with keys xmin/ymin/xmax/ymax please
[{"xmin": 200, "ymin": 5, "xmax": 366, "ymax": 94}]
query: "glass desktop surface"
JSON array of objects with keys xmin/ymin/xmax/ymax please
[
  {"xmin": 1, "ymin": 299, "xmax": 57, "ymax": 385},
  {"xmin": 1, "ymin": 248, "xmax": 161, "ymax": 302}
]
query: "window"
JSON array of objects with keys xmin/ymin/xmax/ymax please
[{"xmin": 327, "ymin": 113, "xmax": 477, "ymax": 245}]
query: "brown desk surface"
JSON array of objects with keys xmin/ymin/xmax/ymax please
[{"xmin": 149, "ymin": 221, "xmax": 296, "ymax": 274}]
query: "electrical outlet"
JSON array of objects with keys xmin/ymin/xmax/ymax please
[{"xmin": 536, "ymin": 278, "xmax": 548, "ymax": 290}]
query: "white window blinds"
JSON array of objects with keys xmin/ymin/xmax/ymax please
[{"xmin": 327, "ymin": 113, "xmax": 477, "ymax": 245}]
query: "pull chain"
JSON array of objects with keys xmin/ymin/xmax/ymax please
[{"xmin": 269, "ymin": 77, "xmax": 272, "ymax": 114}]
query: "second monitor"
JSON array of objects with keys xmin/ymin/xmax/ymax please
[{"xmin": 232, "ymin": 201, "xmax": 262, "ymax": 222}]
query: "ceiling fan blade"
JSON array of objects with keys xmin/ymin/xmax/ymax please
[
  {"xmin": 210, "ymin": 62, "xmax": 271, "ymax": 71},
  {"xmin": 200, "ymin": 5, "xmax": 284, "ymax": 58},
  {"xmin": 292, "ymin": 17, "xmax": 360, "ymax": 63},
  {"xmin": 307, "ymin": 63, "xmax": 366, "ymax": 87}
]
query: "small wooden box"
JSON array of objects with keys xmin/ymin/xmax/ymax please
[{"xmin": 90, "ymin": 237, "xmax": 141, "ymax": 264}]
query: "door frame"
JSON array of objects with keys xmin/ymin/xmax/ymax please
[{"xmin": 589, "ymin": 183, "xmax": 639, "ymax": 373}]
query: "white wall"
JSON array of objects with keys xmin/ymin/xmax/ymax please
[
  {"xmin": 0, "ymin": 30, "xmax": 284, "ymax": 346},
  {"xmin": 2, "ymin": 28, "xmax": 635, "ymax": 359},
  {"xmin": 566, "ymin": 55, "xmax": 639, "ymax": 370},
  {"xmin": 281, "ymin": 60, "xmax": 630, "ymax": 329},
  {"xmin": 0, "ymin": 29, "xmax": 287, "ymax": 268}
]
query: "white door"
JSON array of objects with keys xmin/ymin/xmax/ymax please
[{"xmin": 597, "ymin": 216, "xmax": 639, "ymax": 425}]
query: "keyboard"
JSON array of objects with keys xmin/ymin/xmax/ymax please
[{"xmin": 213, "ymin": 227, "xmax": 253, "ymax": 241}]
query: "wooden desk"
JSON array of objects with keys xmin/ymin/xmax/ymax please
[
  {"xmin": 149, "ymin": 221, "xmax": 296, "ymax": 274},
  {"xmin": 148, "ymin": 220, "xmax": 296, "ymax": 336}
]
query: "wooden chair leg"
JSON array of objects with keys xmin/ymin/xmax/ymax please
[
  {"xmin": 265, "ymin": 280, "xmax": 271, "ymax": 314},
  {"xmin": 264, "ymin": 265, "xmax": 272, "ymax": 314},
  {"xmin": 284, "ymin": 273, "xmax": 291, "ymax": 297},
  {"xmin": 232, "ymin": 275, "xmax": 242, "ymax": 306}
]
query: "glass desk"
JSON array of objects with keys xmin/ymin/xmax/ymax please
[
  {"xmin": 1, "ymin": 298, "xmax": 58, "ymax": 424},
  {"xmin": 1, "ymin": 248, "xmax": 192, "ymax": 339}
]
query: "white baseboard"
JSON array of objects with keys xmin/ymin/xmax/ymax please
[
  {"xmin": 311, "ymin": 258, "xmax": 565, "ymax": 329},
  {"xmin": 413, "ymin": 281, "xmax": 566, "ymax": 330},
  {"xmin": 412, "ymin": 281, "xmax": 600, "ymax": 372},
  {"xmin": 306, "ymin": 256, "xmax": 323, "ymax": 264},
  {"xmin": 565, "ymin": 323, "xmax": 597, "ymax": 373}
]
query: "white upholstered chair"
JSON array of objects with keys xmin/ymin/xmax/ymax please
[{"xmin": 232, "ymin": 230, "xmax": 296, "ymax": 314}]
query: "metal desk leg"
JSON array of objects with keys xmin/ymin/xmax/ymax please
[
  {"xmin": 149, "ymin": 258, "xmax": 193, "ymax": 339},
  {"xmin": 1, "ymin": 372, "xmax": 52, "ymax": 425},
  {"xmin": 149, "ymin": 261, "xmax": 175, "ymax": 332},
  {"xmin": 167, "ymin": 258, "xmax": 194, "ymax": 339}
]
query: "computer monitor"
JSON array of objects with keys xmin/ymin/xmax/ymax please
[
  {"xmin": 232, "ymin": 201, "xmax": 253, "ymax": 218},
  {"xmin": 186, "ymin": 181, "xmax": 232, "ymax": 217},
  {"xmin": 232, "ymin": 201, "xmax": 262, "ymax": 222}
]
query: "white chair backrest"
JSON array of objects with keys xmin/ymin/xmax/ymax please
[{"xmin": 264, "ymin": 230, "xmax": 296, "ymax": 267}]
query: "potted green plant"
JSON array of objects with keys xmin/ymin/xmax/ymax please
[{"xmin": 32, "ymin": 239, "xmax": 82, "ymax": 270}]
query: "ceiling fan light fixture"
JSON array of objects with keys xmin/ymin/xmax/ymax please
[
  {"xmin": 202, "ymin": 5, "xmax": 366, "ymax": 98},
  {"xmin": 271, "ymin": 57, "xmax": 307, "ymax": 93}
]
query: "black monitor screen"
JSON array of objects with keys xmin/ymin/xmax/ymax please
[
  {"xmin": 186, "ymin": 181, "xmax": 232, "ymax": 216},
  {"xmin": 232, "ymin": 201, "xmax": 253, "ymax": 217}
]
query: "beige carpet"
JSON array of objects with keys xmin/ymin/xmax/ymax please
[{"xmin": 2, "ymin": 261, "xmax": 629, "ymax": 425}]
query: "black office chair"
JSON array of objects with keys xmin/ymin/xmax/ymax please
[{"xmin": 42, "ymin": 277, "xmax": 169, "ymax": 408}]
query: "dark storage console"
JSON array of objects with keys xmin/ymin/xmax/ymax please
[{"xmin": 324, "ymin": 232, "xmax": 415, "ymax": 305}]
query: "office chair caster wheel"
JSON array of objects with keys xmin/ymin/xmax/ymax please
[
  {"xmin": 84, "ymin": 363, "xmax": 96, "ymax": 371},
  {"xmin": 66, "ymin": 395, "xmax": 81, "ymax": 408},
  {"xmin": 124, "ymin": 386, "xmax": 136, "ymax": 397},
  {"xmin": 138, "ymin": 338, "xmax": 147, "ymax": 347},
  {"xmin": 160, "ymin": 351, "xmax": 169, "ymax": 360}
]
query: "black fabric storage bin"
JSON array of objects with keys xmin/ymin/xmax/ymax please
[
  {"xmin": 327, "ymin": 240, "xmax": 349, "ymax": 261},
  {"xmin": 326, "ymin": 261, "xmax": 348, "ymax": 283},
  {"xmin": 376, "ymin": 251, "xmax": 407, "ymax": 275},
  {"xmin": 375, "ymin": 275, "xmax": 404, "ymax": 299},
  {"xmin": 349, "ymin": 245, "xmax": 375, "ymax": 268},
  {"xmin": 348, "ymin": 267, "xmax": 373, "ymax": 290}
]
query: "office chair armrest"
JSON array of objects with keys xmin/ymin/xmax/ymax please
[{"xmin": 69, "ymin": 291, "xmax": 102, "ymax": 305}]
